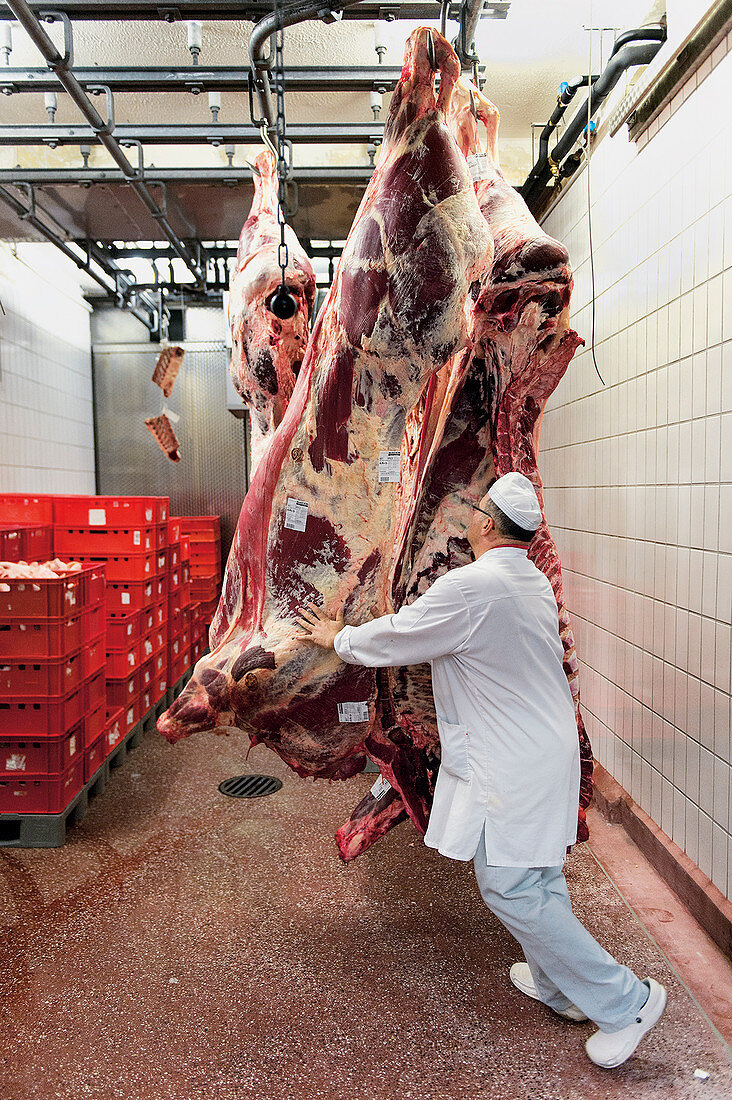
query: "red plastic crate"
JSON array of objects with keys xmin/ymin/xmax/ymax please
[
  {"xmin": 74, "ymin": 552, "xmax": 156, "ymax": 583},
  {"xmin": 191, "ymin": 636, "xmax": 205, "ymax": 664},
  {"xmin": 0, "ymin": 756, "xmax": 85, "ymax": 814},
  {"xmin": 105, "ymin": 642, "xmax": 140, "ymax": 678},
  {"xmin": 23, "ymin": 524, "xmax": 53, "ymax": 562},
  {"xmin": 140, "ymin": 630, "xmax": 155, "ymax": 662},
  {"xmin": 190, "ymin": 542, "xmax": 221, "ymax": 563},
  {"xmin": 155, "ymin": 673, "xmax": 168, "ymax": 699},
  {"xmin": 167, "ymin": 517, "xmax": 182, "ymax": 544},
  {"xmin": 0, "ymin": 494, "xmax": 54, "ymax": 524},
  {"xmin": 168, "ymin": 590, "xmax": 182, "ymax": 620},
  {"xmin": 0, "ymin": 652, "xmax": 83, "ymax": 698},
  {"xmin": 190, "ymin": 601, "xmax": 201, "ymax": 626},
  {"xmin": 106, "ymin": 579, "xmax": 154, "ymax": 613},
  {"xmin": 151, "ymin": 648, "xmax": 166, "ymax": 677},
  {"xmin": 84, "ymin": 702, "xmax": 106, "ymax": 749},
  {"xmin": 0, "ymin": 615, "xmax": 82, "ymax": 660},
  {"xmin": 82, "ymin": 602, "xmax": 105, "ymax": 644},
  {"xmin": 155, "ymin": 549, "xmax": 168, "ymax": 575},
  {"xmin": 85, "ymin": 734, "xmax": 105, "ymax": 781},
  {"xmin": 84, "ymin": 670, "xmax": 106, "ymax": 713},
  {"xmin": 138, "ymin": 657, "xmax": 155, "ymax": 692},
  {"xmin": 190, "ymin": 581, "xmax": 219, "ymax": 604},
  {"xmin": 179, "ymin": 515, "xmax": 220, "ymax": 537},
  {"xmin": 119, "ymin": 699, "xmax": 138, "ymax": 735},
  {"xmin": 155, "ymin": 525, "xmax": 168, "ymax": 550},
  {"xmin": 180, "ymin": 534, "xmax": 190, "ymax": 562},
  {"xmin": 0, "ymin": 571, "xmax": 84, "ymax": 621},
  {"xmin": 168, "ymin": 542, "xmax": 180, "ymax": 569},
  {"xmin": 170, "ymin": 653, "xmax": 187, "ymax": 682},
  {"xmin": 169, "ymin": 567, "xmax": 181, "ymax": 592},
  {"xmin": 0, "ymin": 723, "xmax": 82, "ymax": 777},
  {"xmin": 153, "ymin": 601, "xmax": 167, "ymax": 629},
  {"xmin": 190, "ymin": 562, "xmax": 221, "ymax": 581},
  {"xmin": 53, "ymin": 495, "xmax": 168, "ymax": 528},
  {"xmin": 0, "ymin": 525, "xmax": 24, "ymax": 562},
  {"xmin": 169, "ymin": 607, "xmax": 182, "ymax": 639},
  {"xmin": 0, "ymin": 688, "xmax": 84, "ymax": 738},
  {"xmin": 104, "ymin": 714, "xmax": 126, "ymax": 757},
  {"xmin": 152, "ymin": 575, "xmax": 168, "ymax": 602},
  {"xmin": 55, "ymin": 525, "xmax": 157, "ymax": 555},
  {"xmin": 107, "ymin": 610, "xmax": 141, "ymax": 648},
  {"xmin": 106, "ymin": 671, "xmax": 139, "ymax": 710},
  {"xmin": 179, "ymin": 584, "xmax": 191, "ymax": 610},
  {"xmin": 82, "ymin": 563, "xmax": 106, "ymax": 608},
  {"xmin": 82, "ymin": 635, "xmax": 106, "ymax": 680}
]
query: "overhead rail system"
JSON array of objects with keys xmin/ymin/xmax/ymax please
[{"xmin": 0, "ymin": 0, "xmax": 505, "ymax": 331}]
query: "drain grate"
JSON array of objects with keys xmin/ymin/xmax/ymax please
[{"xmin": 218, "ymin": 774, "xmax": 283, "ymax": 799}]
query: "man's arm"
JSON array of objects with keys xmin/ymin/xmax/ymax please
[{"xmin": 295, "ymin": 576, "xmax": 471, "ymax": 667}]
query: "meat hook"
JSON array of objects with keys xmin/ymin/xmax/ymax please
[{"xmin": 426, "ymin": 28, "xmax": 437, "ymax": 71}]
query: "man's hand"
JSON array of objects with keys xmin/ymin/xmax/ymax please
[{"xmin": 294, "ymin": 602, "xmax": 345, "ymax": 650}]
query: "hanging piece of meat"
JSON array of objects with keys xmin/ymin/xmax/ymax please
[
  {"xmin": 228, "ymin": 149, "xmax": 317, "ymax": 473},
  {"xmin": 152, "ymin": 345, "xmax": 185, "ymax": 398},
  {"xmin": 145, "ymin": 414, "xmax": 181, "ymax": 462},
  {"xmin": 335, "ymin": 81, "xmax": 591, "ymax": 859},
  {"xmin": 158, "ymin": 29, "xmax": 491, "ymax": 791}
]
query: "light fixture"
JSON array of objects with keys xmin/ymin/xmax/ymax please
[
  {"xmin": 44, "ymin": 90, "xmax": 57, "ymax": 122},
  {"xmin": 80, "ymin": 143, "xmax": 91, "ymax": 167},
  {"xmin": 208, "ymin": 90, "xmax": 221, "ymax": 122},
  {"xmin": 0, "ymin": 22, "xmax": 12, "ymax": 65},
  {"xmin": 370, "ymin": 90, "xmax": 382, "ymax": 120},
  {"xmin": 374, "ymin": 22, "xmax": 387, "ymax": 63},
  {"xmin": 225, "ymin": 143, "xmax": 235, "ymax": 167},
  {"xmin": 187, "ymin": 20, "xmax": 202, "ymax": 65}
]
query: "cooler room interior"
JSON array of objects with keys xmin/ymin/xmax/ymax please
[{"xmin": 0, "ymin": 0, "xmax": 730, "ymax": 1096}]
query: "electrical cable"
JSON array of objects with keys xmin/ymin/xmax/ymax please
[{"xmin": 586, "ymin": 5, "xmax": 605, "ymax": 385}]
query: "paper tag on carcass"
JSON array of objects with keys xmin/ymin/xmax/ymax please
[
  {"xmin": 284, "ymin": 498, "xmax": 309, "ymax": 532},
  {"xmin": 337, "ymin": 701, "xmax": 370, "ymax": 723},
  {"xmin": 378, "ymin": 451, "xmax": 401, "ymax": 483},
  {"xmin": 370, "ymin": 775, "xmax": 392, "ymax": 800},
  {"xmin": 467, "ymin": 153, "xmax": 490, "ymax": 182},
  {"xmin": 88, "ymin": 508, "xmax": 106, "ymax": 525}
]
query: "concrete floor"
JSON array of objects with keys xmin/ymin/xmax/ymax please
[{"xmin": 1, "ymin": 724, "xmax": 731, "ymax": 1100}]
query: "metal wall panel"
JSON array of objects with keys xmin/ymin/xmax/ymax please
[{"xmin": 92, "ymin": 309, "xmax": 248, "ymax": 556}]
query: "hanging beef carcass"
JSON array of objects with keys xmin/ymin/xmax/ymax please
[
  {"xmin": 157, "ymin": 30, "xmax": 492, "ymax": 784},
  {"xmin": 228, "ymin": 149, "xmax": 317, "ymax": 473},
  {"xmin": 334, "ymin": 82, "xmax": 591, "ymax": 860}
]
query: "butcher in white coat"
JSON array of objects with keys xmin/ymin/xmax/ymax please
[{"xmin": 295, "ymin": 472, "xmax": 666, "ymax": 1069}]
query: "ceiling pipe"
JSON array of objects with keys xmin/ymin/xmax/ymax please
[
  {"xmin": 4, "ymin": 0, "xmax": 205, "ymax": 288},
  {"xmin": 521, "ymin": 26, "xmax": 666, "ymax": 209},
  {"xmin": 0, "ymin": 184, "xmax": 158, "ymax": 329},
  {"xmin": 249, "ymin": 0, "xmax": 365, "ymax": 130}
]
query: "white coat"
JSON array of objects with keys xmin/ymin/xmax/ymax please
[{"xmin": 334, "ymin": 547, "xmax": 580, "ymax": 867}]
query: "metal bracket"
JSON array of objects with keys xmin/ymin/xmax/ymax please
[
  {"xmin": 86, "ymin": 84, "xmax": 115, "ymax": 133},
  {"xmin": 39, "ymin": 10, "xmax": 74, "ymax": 68},
  {"xmin": 120, "ymin": 138, "xmax": 144, "ymax": 177},
  {"xmin": 247, "ymin": 70, "xmax": 267, "ymax": 128},
  {"xmin": 283, "ymin": 177, "xmax": 298, "ymax": 218},
  {"xmin": 15, "ymin": 182, "xmax": 35, "ymax": 220}
]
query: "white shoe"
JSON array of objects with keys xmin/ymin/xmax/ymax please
[
  {"xmin": 509, "ymin": 962, "xmax": 589, "ymax": 1022},
  {"xmin": 585, "ymin": 978, "xmax": 667, "ymax": 1068}
]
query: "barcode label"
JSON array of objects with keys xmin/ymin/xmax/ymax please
[
  {"xmin": 370, "ymin": 775, "xmax": 392, "ymax": 799},
  {"xmin": 337, "ymin": 701, "xmax": 369, "ymax": 723},
  {"xmin": 284, "ymin": 498, "xmax": 309, "ymax": 532},
  {"xmin": 378, "ymin": 450, "xmax": 401, "ymax": 483},
  {"xmin": 121, "ymin": 593, "xmax": 130, "ymax": 604},
  {"xmin": 467, "ymin": 153, "xmax": 490, "ymax": 182},
  {"xmin": 133, "ymin": 530, "xmax": 141, "ymax": 545}
]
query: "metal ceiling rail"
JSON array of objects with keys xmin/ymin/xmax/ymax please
[
  {"xmin": 4, "ymin": 0, "xmax": 205, "ymax": 287},
  {"xmin": 0, "ymin": 1, "xmax": 510, "ymax": 19},
  {"xmin": 0, "ymin": 183, "xmax": 160, "ymax": 329},
  {"xmin": 0, "ymin": 64, "xmax": 407, "ymax": 94},
  {"xmin": 0, "ymin": 122, "xmax": 385, "ymax": 144},
  {"xmin": 0, "ymin": 166, "xmax": 375, "ymax": 182}
]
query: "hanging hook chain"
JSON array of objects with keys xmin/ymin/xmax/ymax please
[{"xmin": 274, "ymin": 2, "xmax": 289, "ymax": 286}]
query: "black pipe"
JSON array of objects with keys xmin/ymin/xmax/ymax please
[
  {"xmin": 608, "ymin": 23, "xmax": 666, "ymax": 60},
  {"xmin": 526, "ymin": 74, "xmax": 598, "ymax": 199},
  {"xmin": 521, "ymin": 25, "xmax": 666, "ymax": 208}
]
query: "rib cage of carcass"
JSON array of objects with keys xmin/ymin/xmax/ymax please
[{"xmin": 158, "ymin": 29, "xmax": 592, "ymax": 861}]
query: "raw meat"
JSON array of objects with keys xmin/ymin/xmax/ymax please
[
  {"xmin": 158, "ymin": 30, "xmax": 491, "ymax": 789},
  {"xmin": 335, "ymin": 81, "xmax": 592, "ymax": 858},
  {"xmin": 228, "ymin": 149, "xmax": 317, "ymax": 473},
  {"xmin": 145, "ymin": 414, "xmax": 181, "ymax": 462},
  {"xmin": 152, "ymin": 345, "xmax": 185, "ymax": 398}
]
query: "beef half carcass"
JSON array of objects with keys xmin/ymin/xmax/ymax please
[
  {"xmin": 228, "ymin": 149, "xmax": 317, "ymax": 473},
  {"xmin": 157, "ymin": 30, "xmax": 491, "ymax": 791}
]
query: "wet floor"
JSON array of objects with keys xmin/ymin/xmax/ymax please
[{"xmin": 1, "ymin": 723, "xmax": 730, "ymax": 1100}]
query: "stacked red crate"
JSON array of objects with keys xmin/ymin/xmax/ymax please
[
  {"xmin": 0, "ymin": 563, "xmax": 106, "ymax": 814},
  {"xmin": 177, "ymin": 516, "xmax": 221, "ymax": 634},
  {"xmin": 165, "ymin": 516, "xmax": 191, "ymax": 684},
  {"xmin": 53, "ymin": 495, "xmax": 170, "ymax": 733},
  {"xmin": 0, "ymin": 495, "xmax": 55, "ymax": 566}
]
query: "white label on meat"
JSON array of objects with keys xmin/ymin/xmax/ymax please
[
  {"xmin": 369, "ymin": 775, "xmax": 392, "ymax": 800},
  {"xmin": 88, "ymin": 508, "xmax": 106, "ymax": 525},
  {"xmin": 133, "ymin": 530, "xmax": 141, "ymax": 546},
  {"xmin": 337, "ymin": 701, "xmax": 369, "ymax": 723},
  {"xmin": 378, "ymin": 451, "xmax": 401, "ymax": 483},
  {"xmin": 467, "ymin": 153, "xmax": 490, "ymax": 182},
  {"xmin": 284, "ymin": 498, "xmax": 309, "ymax": 532},
  {"xmin": 6, "ymin": 753, "xmax": 26, "ymax": 772},
  {"xmin": 121, "ymin": 593, "xmax": 130, "ymax": 605}
]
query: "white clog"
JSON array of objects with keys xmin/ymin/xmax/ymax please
[
  {"xmin": 509, "ymin": 962, "xmax": 589, "ymax": 1022},
  {"xmin": 585, "ymin": 978, "xmax": 667, "ymax": 1068}
]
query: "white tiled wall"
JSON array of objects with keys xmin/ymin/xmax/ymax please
[
  {"xmin": 540, "ymin": 51, "xmax": 731, "ymax": 898},
  {"xmin": 0, "ymin": 243, "xmax": 95, "ymax": 493}
]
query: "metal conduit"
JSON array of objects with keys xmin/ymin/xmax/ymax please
[{"xmin": 6, "ymin": 0, "xmax": 205, "ymax": 287}]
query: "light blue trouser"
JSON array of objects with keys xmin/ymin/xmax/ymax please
[{"xmin": 473, "ymin": 830, "xmax": 648, "ymax": 1033}]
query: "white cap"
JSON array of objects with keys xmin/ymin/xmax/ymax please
[{"xmin": 487, "ymin": 472, "xmax": 542, "ymax": 532}]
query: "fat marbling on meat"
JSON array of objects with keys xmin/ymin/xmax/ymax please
[{"xmin": 158, "ymin": 31, "xmax": 491, "ymax": 790}]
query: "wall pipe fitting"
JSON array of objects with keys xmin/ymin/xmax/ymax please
[
  {"xmin": 521, "ymin": 25, "xmax": 666, "ymax": 209},
  {"xmin": 5, "ymin": 0, "xmax": 205, "ymax": 287}
]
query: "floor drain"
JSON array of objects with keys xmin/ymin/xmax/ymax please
[{"xmin": 218, "ymin": 774, "xmax": 283, "ymax": 799}]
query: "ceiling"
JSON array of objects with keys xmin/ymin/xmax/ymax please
[{"xmin": 0, "ymin": 0, "xmax": 661, "ymax": 312}]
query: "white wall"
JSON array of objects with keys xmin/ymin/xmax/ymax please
[
  {"xmin": 0, "ymin": 243, "xmax": 95, "ymax": 494},
  {"xmin": 539, "ymin": 45, "xmax": 731, "ymax": 897}
]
